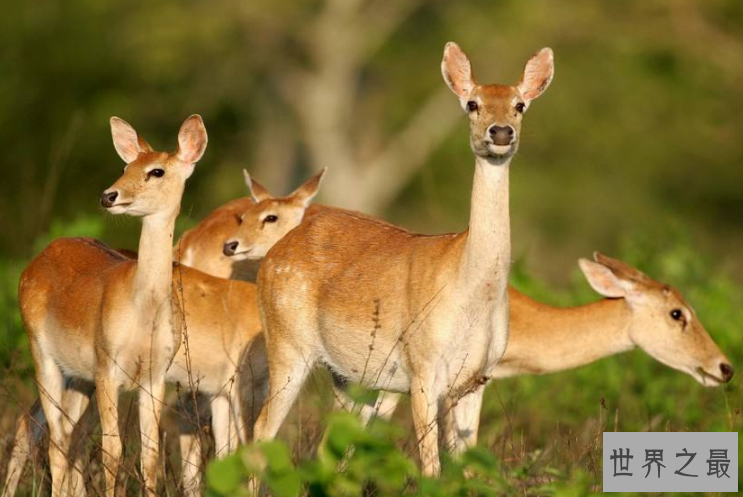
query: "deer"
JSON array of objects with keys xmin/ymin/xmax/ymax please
[
  {"xmin": 337, "ymin": 252, "xmax": 734, "ymax": 453},
  {"xmin": 170, "ymin": 170, "xmax": 325, "ymax": 494},
  {"xmin": 251, "ymin": 42, "xmax": 555, "ymax": 476},
  {"xmin": 4, "ymin": 170, "xmax": 325, "ymax": 497},
  {"xmin": 18, "ymin": 115, "xmax": 208, "ymax": 496}
]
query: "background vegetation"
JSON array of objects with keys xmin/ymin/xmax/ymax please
[{"xmin": 1, "ymin": 0, "xmax": 741, "ymax": 495}]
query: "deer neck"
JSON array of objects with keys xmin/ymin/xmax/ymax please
[
  {"xmin": 135, "ymin": 208, "xmax": 178, "ymax": 304},
  {"xmin": 497, "ymin": 296, "xmax": 635, "ymax": 378},
  {"xmin": 457, "ymin": 155, "xmax": 511, "ymax": 296}
]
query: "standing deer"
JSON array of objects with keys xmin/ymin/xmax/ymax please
[
  {"xmin": 251, "ymin": 42, "xmax": 554, "ymax": 475},
  {"xmin": 18, "ymin": 115, "xmax": 208, "ymax": 496},
  {"xmin": 4, "ymin": 170, "xmax": 325, "ymax": 497},
  {"xmin": 340, "ymin": 253, "xmax": 734, "ymax": 452}
]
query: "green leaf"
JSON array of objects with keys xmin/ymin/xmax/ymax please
[
  {"xmin": 259, "ymin": 441, "xmax": 294, "ymax": 473},
  {"xmin": 206, "ymin": 454, "xmax": 244, "ymax": 495},
  {"xmin": 266, "ymin": 471, "xmax": 301, "ymax": 497}
]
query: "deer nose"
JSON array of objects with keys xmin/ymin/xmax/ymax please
[
  {"xmin": 223, "ymin": 241, "xmax": 239, "ymax": 256},
  {"xmin": 100, "ymin": 191, "xmax": 118, "ymax": 208},
  {"xmin": 488, "ymin": 125, "xmax": 515, "ymax": 146},
  {"xmin": 720, "ymin": 363, "xmax": 734, "ymax": 383}
]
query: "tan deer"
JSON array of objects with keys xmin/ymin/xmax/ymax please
[
  {"xmin": 4, "ymin": 171, "xmax": 325, "ymax": 497},
  {"xmin": 171, "ymin": 170, "xmax": 325, "ymax": 494},
  {"xmin": 340, "ymin": 252, "xmax": 734, "ymax": 452},
  {"xmin": 18, "ymin": 115, "xmax": 207, "ymax": 496},
  {"xmin": 251, "ymin": 42, "xmax": 554, "ymax": 476}
]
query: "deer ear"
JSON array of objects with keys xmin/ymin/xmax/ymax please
[
  {"xmin": 242, "ymin": 169, "xmax": 272, "ymax": 203},
  {"xmin": 579, "ymin": 258, "xmax": 628, "ymax": 298},
  {"xmin": 177, "ymin": 115, "xmax": 208, "ymax": 164},
  {"xmin": 517, "ymin": 47, "xmax": 554, "ymax": 104},
  {"xmin": 110, "ymin": 117, "xmax": 151, "ymax": 163},
  {"xmin": 290, "ymin": 168, "xmax": 326, "ymax": 208},
  {"xmin": 441, "ymin": 42, "xmax": 477, "ymax": 108}
]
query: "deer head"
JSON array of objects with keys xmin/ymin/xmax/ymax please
[
  {"xmin": 222, "ymin": 169, "xmax": 326, "ymax": 260},
  {"xmin": 580, "ymin": 252, "xmax": 734, "ymax": 386},
  {"xmin": 442, "ymin": 43, "xmax": 553, "ymax": 164},
  {"xmin": 101, "ymin": 115, "xmax": 208, "ymax": 217}
]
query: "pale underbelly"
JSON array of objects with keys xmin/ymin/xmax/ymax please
[
  {"xmin": 320, "ymin": 337, "xmax": 411, "ymax": 393},
  {"xmin": 165, "ymin": 360, "xmax": 234, "ymax": 394}
]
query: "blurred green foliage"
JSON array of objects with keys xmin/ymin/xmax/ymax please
[{"xmin": 1, "ymin": 0, "xmax": 742, "ymax": 287}]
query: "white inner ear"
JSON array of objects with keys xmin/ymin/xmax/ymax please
[
  {"xmin": 442, "ymin": 45, "xmax": 476, "ymax": 105},
  {"xmin": 296, "ymin": 186, "xmax": 320, "ymax": 207},
  {"xmin": 517, "ymin": 49, "xmax": 554, "ymax": 103},
  {"xmin": 579, "ymin": 259, "xmax": 627, "ymax": 298},
  {"xmin": 111, "ymin": 125, "xmax": 141, "ymax": 163},
  {"xmin": 243, "ymin": 170, "xmax": 262, "ymax": 203}
]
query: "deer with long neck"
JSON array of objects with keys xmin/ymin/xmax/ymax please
[
  {"xmin": 349, "ymin": 252, "xmax": 734, "ymax": 452},
  {"xmin": 18, "ymin": 115, "xmax": 207, "ymax": 497},
  {"xmin": 251, "ymin": 42, "xmax": 554, "ymax": 475},
  {"xmin": 4, "ymin": 170, "xmax": 324, "ymax": 497}
]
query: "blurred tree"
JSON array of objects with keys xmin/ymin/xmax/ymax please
[
  {"xmin": 0, "ymin": 0, "xmax": 741, "ymax": 286},
  {"xmin": 243, "ymin": 0, "xmax": 462, "ymax": 213}
]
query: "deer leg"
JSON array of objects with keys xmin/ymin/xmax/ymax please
[
  {"xmin": 178, "ymin": 433, "xmax": 202, "ymax": 497},
  {"xmin": 253, "ymin": 345, "xmax": 312, "ymax": 441},
  {"xmin": 238, "ymin": 334, "xmax": 269, "ymax": 442},
  {"xmin": 60, "ymin": 379, "xmax": 93, "ymax": 497},
  {"xmin": 177, "ymin": 392, "xmax": 210, "ymax": 497},
  {"xmin": 138, "ymin": 378, "xmax": 165, "ymax": 497},
  {"xmin": 95, "ymin": 375, "xmax": 121, "ymax": 497},
  {"xmin": 372, "ymin": 391, "xmax": 401, "ymax": 423},
  {"xmin": 229, "ymin": 387, "xmax": 248, "ymax": 448},
  {"xmin": 31, "ymin": 349, "xmax": 74, "ymax": 497},
  {"xmin": 211, "ymin": 394, "xmax": 236, "ymax": 458},
  {"xmin": 410, "ymin": 376, "xmax": 441, "ymax": 477},
  {"xmin": 2, "ymin": 400, "xmax": 46, "ymax": 497},
  {"xmin": 441, "ymin": 388, "xmax": 484, "ymax": 455}
]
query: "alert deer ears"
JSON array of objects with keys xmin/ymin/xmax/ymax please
[
  {"xmin": 243, "ymin": 169, "xmax": 273, "ymax": 203},
  {"xmin": 177, "ymin": 115, "xmax": 208, "ymax": 165},
  {"xmin": 110, "ymin": 117, "xmax": 153, "ymax": 163},
  {"xmin": 579, "ymin": 258, "xmax": 630, "ymax": 298},
  {"xmin": 290, "ymin": 168, "xmax": 327, "ymax": 208},
  {"xmin": 517, "ymin": 47, "xmax": 554, "ymax": 105},
  {"xmin": 441, "ymin": 42, "xmax": 477, "ymax": 108}
]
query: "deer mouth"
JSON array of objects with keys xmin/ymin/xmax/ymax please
[
  {"xmin": 228, "ymin": 248, "xmax": 254, "ymax": 261},
  {"xmin": 483, "ymin": 140, "xmax": 517, "ymax": 160},
  {"xmin": 695, "ymin": 366, "xmax": 725, "ymax": 386},
  {"xmin": 105, "ymin": 202, "xmax": 133, "ymax": 214}
]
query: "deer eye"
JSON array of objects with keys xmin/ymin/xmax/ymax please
[
  {"xmin": 515, "ymin": 102, "xmax": 526, "ymax": 113},
  {"xmin": 263, "ymin": 214, "xmax": 278, "ymax": 223},
  {"xmin": 466, "ymin": 101, "xmax": 478, "ymax": 112},
  {"xmin": 235, "ymin": 214, "xmax": 244, "ymax": 225},
  {"xmin": 670, "ymin": 309, "xmax": 685, "ymax": 323},
  {"xmin": 147, "ymin": 168, "xmax": 165, "ymax": 178}
]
